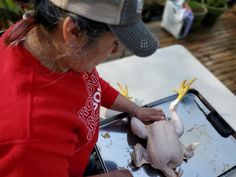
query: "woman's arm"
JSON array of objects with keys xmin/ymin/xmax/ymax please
[
  {"xmin": 99, "ymin": 77, "xmax": 165, "ymax": 122},
  {"xmin": 86, "ymin": 169, "xmax": 133, "ymax": 177},
  {"xmin": 110, "ymin": 94, "xmax": 165, "ymax": 122}
]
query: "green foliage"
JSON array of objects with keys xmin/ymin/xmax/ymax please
[
  {"xmin": 0, "ymin": 0, "xmax": 23, "ymax": 30},
  {"xmin": 205, "ymin": 0, "xmax": 225, "ymax": 7},
  {"xmin": 188, "ymin": 0, "xmax": 227, "ymax": 7}
]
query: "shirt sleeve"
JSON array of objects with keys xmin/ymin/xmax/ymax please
[{"xmin": 99, "ymin": 77, "xmax": 119, "ymax": 109}]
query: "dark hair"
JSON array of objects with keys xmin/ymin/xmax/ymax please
[{"xmin": 5, "ymin": 0, "xmax": 110, "ymax": 46}]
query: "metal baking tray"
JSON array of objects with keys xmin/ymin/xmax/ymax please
[{"xmin": 95, "ymin": 89, "xmax": 236, "ymax": 177}]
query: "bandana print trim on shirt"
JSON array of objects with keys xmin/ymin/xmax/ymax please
[{"xmin": 78, "ymin": 70, "xmax": 101, "ymax": 141}]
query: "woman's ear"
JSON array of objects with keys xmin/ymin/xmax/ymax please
[
  {"xmin": 111, "ymin": 41, "xmax": 120, "ymax": 54},
  {"xmin": 62, "ymin": 16, "xmax": 79, "ymax": 43}
]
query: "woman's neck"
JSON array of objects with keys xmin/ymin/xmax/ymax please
[{"xmin": 23, "ymin": 26, "xmax": 69, "ymax": 72}]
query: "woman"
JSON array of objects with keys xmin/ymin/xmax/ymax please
[{"xmin": 0, "ymin": 0, "xmax": 165, "ymax": 177}]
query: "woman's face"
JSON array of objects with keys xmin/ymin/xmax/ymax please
[{"xmin": 60, "ymin": 31, "xmax": 119, "ymax": 73}]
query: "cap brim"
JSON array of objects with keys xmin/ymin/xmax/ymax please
[{"xmin": 109, "ymin": 21, "xmax": 159, "ymax": 57}]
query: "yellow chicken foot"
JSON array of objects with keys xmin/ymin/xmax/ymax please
[
  {"xmin": 170, "ymin": 78, "xmax": 196, "ymax": 111},
  {"xmin": 117, "ymin": 82, "xmax": 133, "ymax": 100},
  {"xmin": 173, "ymin": 78, "xmax": 197, "ymax": 102}
]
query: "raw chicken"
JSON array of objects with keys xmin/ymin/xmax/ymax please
[{"xmin": 131, "ymin": 79, "xmax": 198, "ymax": 177}]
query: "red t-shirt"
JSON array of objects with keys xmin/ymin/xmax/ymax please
[{"xmin": 0, "ymin": 29, "xmax": 119, "ymax": 177}]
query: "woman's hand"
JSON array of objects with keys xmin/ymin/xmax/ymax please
[
  {"xmin": 133, "ymin": 107, "xmax": 165, "ymax": 123},
  {"xmin": 87, "ymin": 169, "xmax": 133, "ymax": 177},
  {"xmin": 111, "ymin": 94, "xmax": 166, "ymax": 123}
]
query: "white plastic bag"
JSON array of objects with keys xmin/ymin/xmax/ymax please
[{"xmin": 161, "ymin": 0, "xmax": 194, "ymax": 39}]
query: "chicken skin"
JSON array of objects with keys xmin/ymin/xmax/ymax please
[{"xmin": 131, "ymin": 79, "xmax": 198, "ymax": 177}]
